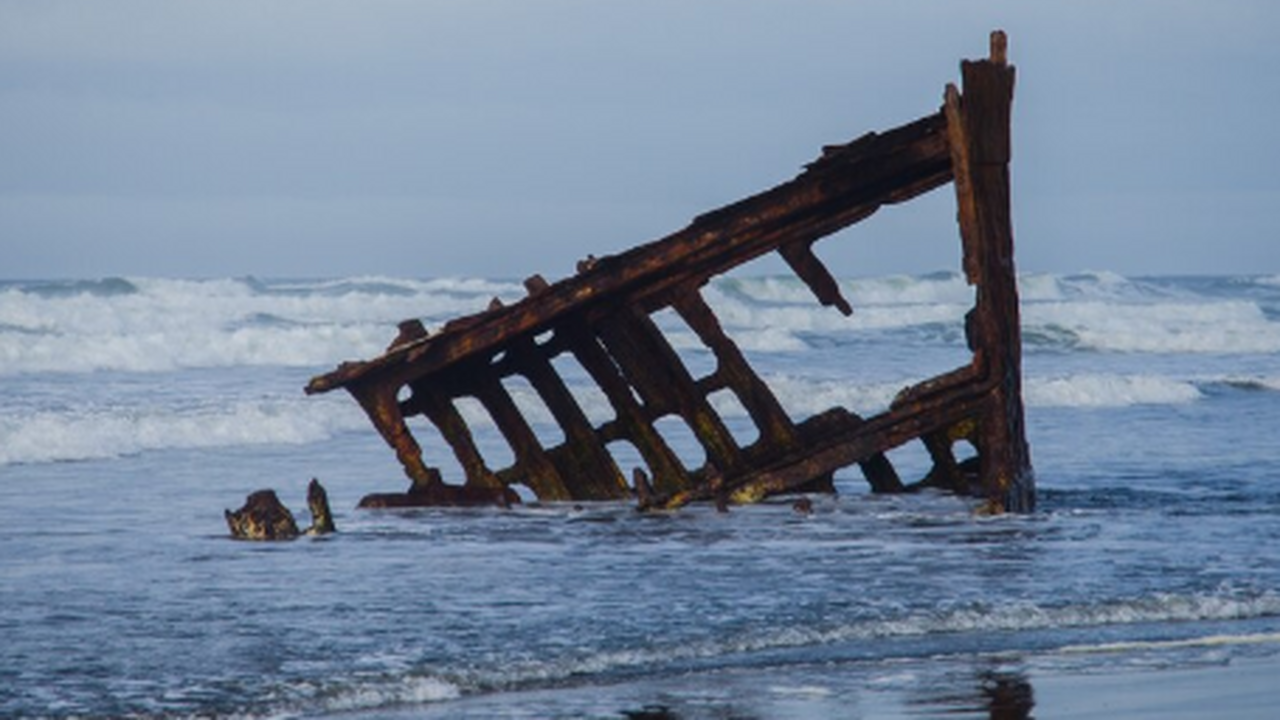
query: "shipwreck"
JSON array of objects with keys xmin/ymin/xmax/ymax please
[{"xmin": 307, "ymin": 32, "xmax": 1035, "ymax": 513}]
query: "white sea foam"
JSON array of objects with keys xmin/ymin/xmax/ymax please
[
  {"xmin": 1058, "ymin": 632, "xmax": 1280, "ymax": 655},
  {"xmin": 1025, "ymin": 374, "xmax": 1203, "ymax": 408},
  {"xmin": 0, "ymin": 276, "xmax": 524, "ymax": 375},
  {"xmin": 766, "ymin": 375, "xmax": 904, "ymax": 416},
  {"xmin": 1016, "ymin": 273, "xmax": 1067, "ymax": 302},
  {"xmin": 706, "ymin": 279, "xmax": 970, "ymax": 337},
  {"xmin": 448, "ymin": 589, "xmax": 1280, "ymax": 692},
  {"xmin": 1023, "ymin": 299, "xmax": 1280, "ymax": 354},
  {"xmin": 317, "ymin": 675, "xmax": 461, "ymax": 712},
  {"xmin": 761, "ymin": 373, "xmax": 1206, "ymax": 415},
  {"xmin": 229, "ymin": 673, "xmax": 462, "ymax": 719},
  {"xmin": 0, "ymin": 369, "xmax": 1221, "ymax": 468},
  {"xmin": 724, "ymin": 274, "xmax": 976, "ymax": 306},
  {"xmin": 5, "ymin": 273, "xmax": 1272, "ymax": 377},
  {"xmin": 711, "ymin": 273, "xmax": 1280, "ymax": 355},
  {"xmin": 0, "ymin": 396, "xmax": 366, "ymax": 466},
  {"xmin": 660, "ymin": 322, "xmax": 809, "ymax": 353}
]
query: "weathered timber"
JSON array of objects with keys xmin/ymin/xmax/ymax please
[{"xmin": 307, "ymin": 31, "xmax": 1035, "ymax": 513}]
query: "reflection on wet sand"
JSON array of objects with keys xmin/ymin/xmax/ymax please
[
  {"xmin": 614, "ymin": 665, "xmax": 1037, "ymax": 720},
  {"xmin": 906, "ymin": 667, "xmax": 1036, "ymax": 720},
  {"xmin": 983, "ymin": 673, "xmax": 1036, "ymax": 720}
]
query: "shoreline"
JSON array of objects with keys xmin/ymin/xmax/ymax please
[{"xmin": 326, "ymin": 649, "xmax": 1280, "ymax": 719}]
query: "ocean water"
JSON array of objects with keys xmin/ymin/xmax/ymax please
[{"xmin": 2, "ymin": 272, "xmax": 1279, "ymax": 718}]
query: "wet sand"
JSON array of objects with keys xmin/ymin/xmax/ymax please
[{"xmin": 1030, "ymin": 655, "xmax": 1279, "ymax": 720}]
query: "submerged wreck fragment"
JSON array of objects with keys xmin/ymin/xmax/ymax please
[
  {"xmin": 225, "ymin": 479, "xmax": 336, "ymax": 540},
  {"xmin": 308, "ymin": 32, "xmax": 1035, "ymax": 513}
]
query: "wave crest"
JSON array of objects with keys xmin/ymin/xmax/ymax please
[
  {"xmin": 0, "ymin": 276, "xmax": 525, "ymax": 375},
  {"xmin": 1023, "ymin": 300, "xmax": 1280, "ymax": 354},
  {"xmin": 2, "ymin": 273, "xmax": 1276, "ymax": 377},
  {"xmin": 0, "ymin": 396, "xmax": 366, "ymax": 465}
]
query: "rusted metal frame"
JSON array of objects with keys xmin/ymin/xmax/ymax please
[
  {"xmin": 629, "ymin": 168, "xmax": 953, "ymax": 315},
  {"xmin": 555, "ymin": 318, "xmax": 691, "ymax": 496},
  {"xmin": 946, "ymin": 86, "xmax": 983, "ymax": 287},
  {"xmin": 890, "ymin": 363, "xmax": 985, "ymax": 410},
  {"xmin": 920, "ymin": 429, "xmax": 969, "ymax": 493},
  {"xmin": 652, "ymin": 235, "xmax": 940, "ymax": 499},
  {"xmin": 307, "ymin": 38, "xmax": 1036, "ymax": 512},
  {"xmin": 503, "ymin": 335, "xmax": 630, "ymax": 500},
  {"xmin": 761, "ymin": 404, "xmax": 906, "ymax": 495},
  {"xmin": 462, "ymin": 368, "xmax": 574, "ymax": 501},
  {"xmin": 657, "ymin": 379, "xmax": 993, "ymax": 509},
  {"xmin": 916, "ymin": 411, "xmax": 982, "ymax": 493},
  {"xmin": 884, "ymin": 362, "xmax": 989, "ymax": 495},
  {"xmin": 304, "ymin": 113, "xmax": 953, "ymax": 399},
  {"xmin": 668, "ymin": 286, "xmax": 888, "ymax": 497},
  {"xmin": 630, "ymin": 203, "xmax": 928, "ymax": 500},
  {"xmin": 653, "ymin": 353, "xmax": 1003, "ymax": 508},
  {"xmin": 347, "ymin": 381, "xmax": 439, "ymax": 488},
  {"xmin": 630, "ymin": 150, "xmax": 952, "ymax": 325},
  {"xmin": 588, "ymin": 175, "xmax": 956, "ymax": 502},
  {"xmin": 401, "ymin": 382, "xmax": 503, "ymax": 490},
  {"xmin": 618, "ymin": 114, "xmax": 953, "ymax": 313},
  {"xmin": 669, "ymin": 290, "xmax": 799, "ymax": 453},
  {"xmin": 946, "ymin": 31, "xmax": 1035, "ymax": 513},
  {"xmin": 778, "ymin": 240, "xmax": 854, "ymax": 316},
  {"xmin": 594, "ymin": 304, "xmax": 744, "ymax": 478},
  {"xmin": 856, "ymin": 453, "xmax": 907, "ymax": 494}
]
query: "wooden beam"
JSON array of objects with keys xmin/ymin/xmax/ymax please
[{"xmin": 947, "ymin": 30, "xmax": 1035, "ymax": 512}]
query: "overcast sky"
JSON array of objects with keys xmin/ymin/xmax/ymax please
[{"xmin": 2, "ymin": 1, "xmax": 1277, "ymax": 280}]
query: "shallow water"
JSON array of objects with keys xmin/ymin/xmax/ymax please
[{"xmin": 2, "ymin": 273, "xmax": 1279, "ymax": 717}]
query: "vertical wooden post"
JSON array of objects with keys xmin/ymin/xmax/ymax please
[{"xmin": 946, "ymin": 30, "xmax": 1035, "ymax": 512}]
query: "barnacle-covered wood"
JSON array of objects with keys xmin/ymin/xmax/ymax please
[{"xmin": 307, "ymin": 31, "xmax": 1034, "ymax": 513}]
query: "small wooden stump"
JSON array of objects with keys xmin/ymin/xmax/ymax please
[
  {"xmin": 226, "ymin": 479, "xmax": 336, "ymax": 540},
  {"xmin": 225, "ymin": 490, "xmax": 299, "ymax": 540}
]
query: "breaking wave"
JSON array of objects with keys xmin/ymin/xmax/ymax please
[
  {"xmin": 2, "ymin": 273, "xmax": 1276, "ymax": 376},
  {"xmin": 764, "ymin": 373, "xmax": 1208, "ymax": 416},
  {"xmin": 0, "ymin": 276, "xmax": 525, "ymax": 375},
  {"xmin": 708, "ymin": 272, "xmax": 1280, "ymax": 355},
  {"xmin": 2, "ymin": 272, "xmax": 1274, "ymax": 466},
  {"xmin": 0, "ymin": 395, "xmax": 366, "ymax": 466},
  {"xmin": 498, "ymin": 588, "xmax": 1280, "ymax": 683},
  {"xmin": 1025, "ymin": 374, "xmax": 1203, "ymax": 408},
  {"xmin": 1021, "ymin": 299, "xmax": 1280, "ymax": 354},
  {"xmin": 0, "ymin": 371, "xmax": 1243, "ymax": 468}
]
